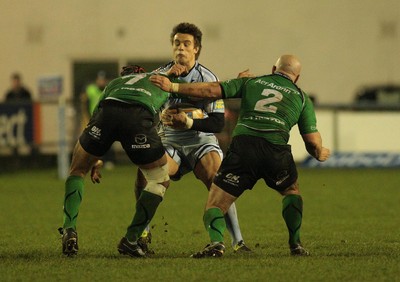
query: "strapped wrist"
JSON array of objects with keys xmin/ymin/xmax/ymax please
[
  {"xmin": 170, "ymin": 83, "xmax": 179, "ymax": 93},
  {"xmin": 185, "ymin": 117, "xmax": 193, "ymax": 129}
]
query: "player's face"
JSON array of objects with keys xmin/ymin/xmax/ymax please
[{"xmin": 172, "ymin": 33, "xmax": 198, "ymax": 68}]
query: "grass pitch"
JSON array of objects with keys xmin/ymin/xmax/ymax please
[{"xmin": 0, "ymin": 166, "xmax": 399, "ymax": 281}]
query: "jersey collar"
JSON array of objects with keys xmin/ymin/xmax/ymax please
[{"xmin": 274, "ymin": 72, "xmax": 292, "ymax": 81}]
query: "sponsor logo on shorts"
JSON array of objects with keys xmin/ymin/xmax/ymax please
[
  {"xmin": 222, "ymin": 173, "xmax": 240, "ymax": 186},
  {"xmin": 135, "ymin": 134, "xmax": 147, "ymax": 144},
  {"xmin": 89, "ymin": 126, "xmax": 101, "ymax": 140},
  {"xmin": 131, "ymin": 134, "xmax": 151, "ymax": 149},
  {"xmin": 276, "ymin": 174, "xmax": 289, "ymax": 186},
  {"xmin": 132, "ymin": 144, "xmax": 151, "ymax": 149}
]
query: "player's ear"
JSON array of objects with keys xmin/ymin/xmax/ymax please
[{"xmin": 193, "ymin": 46, "xmax": 199, "ymax": 55}]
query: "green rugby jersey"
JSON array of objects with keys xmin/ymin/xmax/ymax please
[
  {"xmin": 96, "ymin": 73, "xmax": 174, "ymax": 115},
  {"xmin": 220, "ymin": 73, "xmax": 318, "ymax": 145}
]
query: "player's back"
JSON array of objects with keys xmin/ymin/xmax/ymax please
[
  {"xmin": 101, "ymin": 73, "xmax": 171, "ymax": 115},
  {"xmin": 223, "ymin": 73, "xmax": 310, "ymax": 144}
]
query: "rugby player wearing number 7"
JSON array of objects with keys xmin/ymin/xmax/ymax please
[{"xmin": 150, "ymin": 54, "xmax": 330, "ymax": 257}]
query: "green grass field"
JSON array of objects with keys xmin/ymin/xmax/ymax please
[{"xmin": 0, "ymin": 166, "xmax": 399, "ymax": 281}]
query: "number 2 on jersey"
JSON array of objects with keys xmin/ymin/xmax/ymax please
[{"xmin": 254, "ymin": 89, "xmax": 283, "ymax": 113}]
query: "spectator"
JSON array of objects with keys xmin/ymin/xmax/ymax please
[{"xmin": 5, "ymin": 73, "xmax": 32, "ymax": 103}]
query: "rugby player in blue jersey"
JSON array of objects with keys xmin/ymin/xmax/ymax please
[{"xmin": 134, "ymin": 23, "xmax": 250, "ymax": 254}]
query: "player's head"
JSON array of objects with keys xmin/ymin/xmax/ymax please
[
  {"xmin": 170, "ymin": 22, "xmax": 202, "ymax": 65},
  {"xmin": 120, "ymin": 65, "xmax": 146, "ymax": 76},
  {"xmin": 10, "ymin": 72, "xmax": 22, "ymax": 89},
  {"xmin": 272, "ymin": 55, "xmax": 302, "ymax": 83},
  {"xmin": 96, "ymin": 71, "xmax": 108, "ymax": 90}
]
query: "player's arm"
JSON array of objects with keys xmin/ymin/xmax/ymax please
[
  {"xmin": 161, "ymin": 109, "xmax": 224, "ymax": 132},
  {"xmin": 150, "ymin": 74, "xmax": 223, "ymax": 99},
  {"xmin": 301, "ymin": 132, "xmax": 330, "ymax": 162},
  {"xmin": 192, "ymin": 112, "xmax": 224, "ymax": 132},
  {"xmin": 298, "ymin": 93, "xmax": 330, "ymax": 162}
]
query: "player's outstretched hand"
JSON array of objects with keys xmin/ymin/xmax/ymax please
[
  {"xmin": 150, "ymin": 75, "xmax": 172, "ymax": 92},
  {"xmin": 237, "ymin": 69, "xmax": 255, "ymax": 78},
  {"xmin": 167, "ymin": 64, "xmax": 188, "ymax": 77},
  {"xmin": 90, "ymin": 160, "xmax": 103, "ymax": 184},
  {"xmin": 317, "ymin": 147, "xmax": 330, "ymax": 162}
]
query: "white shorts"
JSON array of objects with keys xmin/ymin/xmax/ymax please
[{"xmin": 162, "ymin": 135, "xmax": 223, "ymax": 180}]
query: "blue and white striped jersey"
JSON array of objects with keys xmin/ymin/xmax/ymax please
[{"xmin": 157, "ymin": 61, "xmax": 225, "ymax": 142}]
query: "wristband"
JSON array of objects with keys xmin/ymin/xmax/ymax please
[
  {"xmin": 170, "ymin": 83, "xmax": 179, "ymax": 93},
  {"xmin": 185, "ymin": 117, "xmax": 193, "ymax": 129}
]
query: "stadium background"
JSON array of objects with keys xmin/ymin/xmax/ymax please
[{"xmin": 1, "ymin": 0, "xmax": 400, "ymax": 172}]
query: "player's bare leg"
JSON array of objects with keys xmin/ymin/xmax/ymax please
[
  {"xmin": 134, "ymin": 169, "xmax": 146, "ymax": 200},
  {"xmin": 194, "ymin": 151, "xmax": 250, "ymax": 251},
  {"xmin": 135, "ymin": 154, "xmax": 177, "ymax": 199}
]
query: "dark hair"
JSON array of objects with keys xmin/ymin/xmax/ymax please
[
  {"xmin": 11, "ymin": 73, "xmax": 21, "ymax": 80},
  {"xmin": 170, "ymin": 22, "xmax": 203, "ymax": 59},
  {"xmin": 120, "ymin": 65, "xmax": 146, "ymax": 76}
]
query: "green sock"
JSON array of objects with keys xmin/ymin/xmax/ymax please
[
  {"xmin": 125, "ymin": 190, "xmax": 162, "ymax": 242},
  {"xmin": 203, "ymin": 207, "xmax": 226, "ymax": 243},
  {"xmin": 63, "ymin": 176, "xmax": 84, "ymax": 230},
  {"xmin": 282, "ymin": 194, "xmax": 303, "ymax": 246}
]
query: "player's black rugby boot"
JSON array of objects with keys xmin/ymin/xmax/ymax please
[
  {"xmin": 191, "ymin": 242, "xmax": 225, "ymax": 258},
  {"xmin": 290, "ymin": 243, "xmax": 310, "ymax": 256},
  {"xmin": 117, "ymin": 237, "xmax": 146, "ymax": 258},
  {"xmin": 59, "ymin": 227, "xmax": 79, "ymax": 256}
]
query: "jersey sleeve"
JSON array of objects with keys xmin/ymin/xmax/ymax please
[
  {"xmin": 220, "ymin": 78, "xmax": 249, "ymax": 99},
  {"xmin": 297, "ymin": 94, "xmax": 318, "ymax": 134}
]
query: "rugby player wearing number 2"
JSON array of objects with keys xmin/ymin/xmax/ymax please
[{"xmin": 150, "ymin": 54, "xmax": 330, "ymax": 257}]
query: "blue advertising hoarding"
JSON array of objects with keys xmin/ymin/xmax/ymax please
[
  {"xmin": 302, "ymin": 152, "xmax": 400, "ymax": 168},
  {"xmin": 0, "ymin": 103, "xmax": 39, "ymax": 149}
]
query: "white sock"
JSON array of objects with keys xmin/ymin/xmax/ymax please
[{"xmin": 224, "ymin": 202, "xmax": 244, "ymax": 247}]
